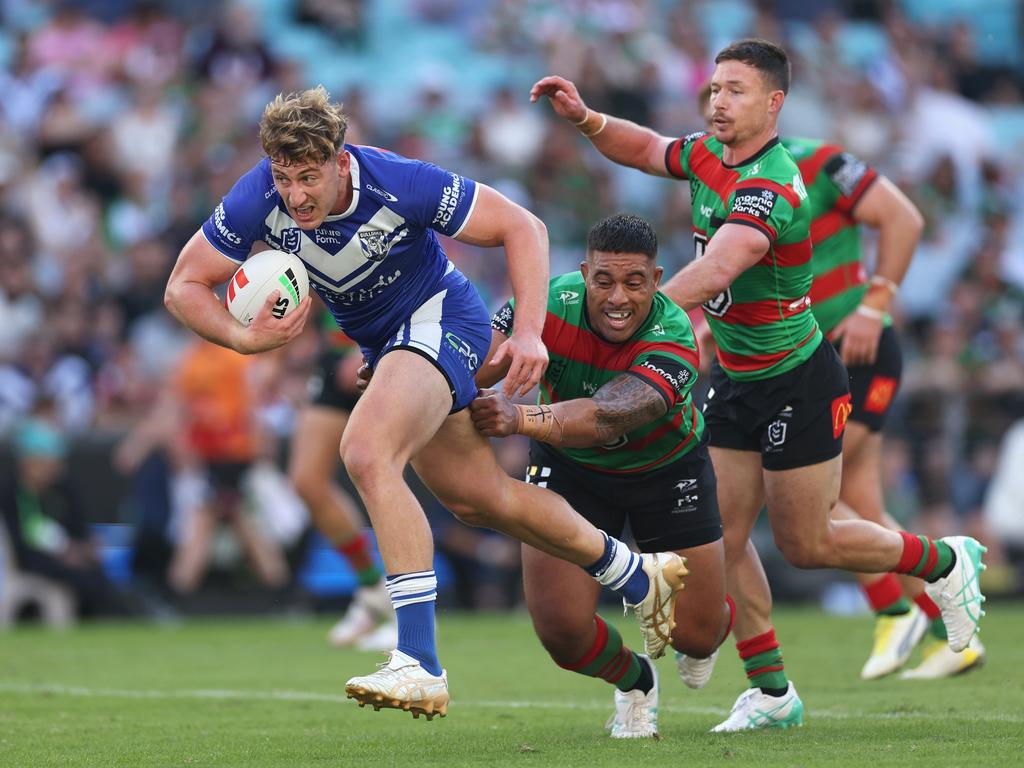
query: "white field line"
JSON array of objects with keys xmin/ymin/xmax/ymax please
[{"xmin": 0, "ymin": 682, "xmax": 1020, "ymax": 723}]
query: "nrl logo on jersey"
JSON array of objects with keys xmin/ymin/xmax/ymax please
[
  {"xmin": 357, "ymin": 227, "xmax": 406, "ymax": 262},
  {"xmin": 557, "ymin": 290, "xmax": 580, "ymax": 305}
]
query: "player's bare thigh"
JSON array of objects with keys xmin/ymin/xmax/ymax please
[
  {"xmin": 409, "ymin": 405, "xmax": 510, "ymax": 520},
  {"xmin": 340, "ymin": 350, "xmax": 452, "ymax": 472}
]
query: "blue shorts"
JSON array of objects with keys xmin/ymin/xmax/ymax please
[{"xmin": 365, "ymin": 270, "xmax": 491, "ymax": 412}]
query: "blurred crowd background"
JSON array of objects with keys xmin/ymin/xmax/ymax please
[{"xmin": 1, "ymin": 0, "xmax": 1023, "ymax": 624}]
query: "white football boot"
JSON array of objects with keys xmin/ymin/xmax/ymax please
[
  {"xmin": 711, "ymin": 682, "xmax": 804, "ymax": 732},
  {"xmin": 328, "ymin": 580, "xmax": 395, "ymax": 647},
  {"xmin": 344, "ymin": 649, "xmax": 449, "ymax": 720},
  {"xmin": 356, "ymin": 621, "xmax": 399, "ymax": 652},
  {"xmin": 676, "ymin": 649, "xmax": 719, "ymax": 689},
  {"xmin": 923, "ymin": 536, "xmax": 987, "ymax": 652},
  {"xmin": 605, "ymin": 656, "xmax": 660, "ymax": 739}
]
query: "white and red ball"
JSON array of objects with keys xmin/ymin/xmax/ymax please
[{"xmin": 224, "ymin": 249, "xmax": 310, "ymax": 327}]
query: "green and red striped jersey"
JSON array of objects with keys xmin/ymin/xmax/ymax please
[
  {"xmin": 783, "ymin": 137, "xmax": 880, "ymax": 335},
  {"xmin": 665, "ymin": 133, "xmax": 821, "ymax": 381},
  {"xmin": 492, "ymin": 272, "xmax": 703, "ymax": 474}
]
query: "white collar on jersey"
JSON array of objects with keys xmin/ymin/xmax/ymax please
[{"xmin": 323, "ymin": 151, "xmax": 361, "ymax": 221}]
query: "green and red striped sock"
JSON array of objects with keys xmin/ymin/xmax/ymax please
[
  {"xmin": 558, "ymin": 615, "xmax": 649, "ymax": 693},
  {"xmin": 913, "ymin": 592, "xmax": 947, "ymax": 640},
  {"xmin": 894, "ymin": 532, "xmax": 955, "ymax": 583},
  {"xmin": 863, "ymin": 573, "xmax": 912, "ymax": 616},
  {"xmin": 337, "ymin": 532, "xmax": 382, "ymax": 587},
  {"xmin": 737, "ymin": 628, "xmax": 788, "ymax": 693}
]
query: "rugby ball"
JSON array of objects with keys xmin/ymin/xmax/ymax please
[{"xmin": 225, "ymin": 250, "xmax": 310, "ymax": 327}]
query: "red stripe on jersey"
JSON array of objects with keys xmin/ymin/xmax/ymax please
[
  {"xmin": 810, "ymin": 208, "xmax": 853, "ymax": 244},
  {"xmin": 583, "ymin": 406, "xmax": 699, "ymax": 475},
  {"xmin": 235, "ymin": 268, "xmax": 249, "ymax": 289},
  {"xmin": 542, "ymin": 314, "xmax": 697, "ymax": 372},
  {"xmin": 734, "ymin": 178, "xmax": 801, "ymax": 209},
  {"xmin": 716, "ymin": 326, "xmax": 818, "ymax": 372},
  {"xmin": 808, "ymin": 261, "xmax": 866, "ymax": 305},
  {"xmin": 796, "ymin": 144, "xmax": 844, "ymax": 184},
  {"xmin": 726, "ymin": 212, "xmax": 777, "ymax": 241},
  {"xmin": 713, "ymin": 297, "xmax": 811, "ymax": 326},
  {"xmin": 629, "ymin": 365, "xmax": 678, "ymax": 405},
  {"xmin": 688, "ymin": 140, "xmax": 741, "ymax": 208},
  {"xmin": 758, "ymin": 239, "xmax": 812, "ymax": 268}
]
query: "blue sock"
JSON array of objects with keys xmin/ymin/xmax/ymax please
[
  {"xmin": 387, "ymin": 571, "xmax": 442, "ymax": 676},
  {"xmin": 583, "ymin": 533, "xmax": 649, "ymax": 605}
]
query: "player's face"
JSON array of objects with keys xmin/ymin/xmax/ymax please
[
  {"xmin": 708, "ymin": 61, "xmax": 779, "ymax": 146},
  {"xmin": 271, "ymin": 152, "xmax": 351, "ymax": 229},
  {"xmin": 581, "ymin": 250, "xmax": 663, "ymax": 344}
]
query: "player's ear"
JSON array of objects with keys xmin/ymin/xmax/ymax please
[
  {"xmin": 768, "ymin": 89, "xmax": 785, "ymax": 116},
  {"xmin": 580, "ymin": 260, "xmax": 590, "ymax": 280},
  {"xmin": 652, "ymin": 265, "xmax": 664, "ymax": 289}
]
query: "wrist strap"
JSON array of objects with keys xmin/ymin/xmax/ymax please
[
  {"xmin": 869, "ymin": 275, "xmax": 899, "ymax": 294},
  {"xmin": 855, "ymin": 304, "xmax": 886, "ymax": 320},
  {"xmin": 515, "ymin": 404, "xmax": 564, "ymax": 443},
  {"xmin": 577, "ymin": 111, "xmax": 608, "ymax": 138}
]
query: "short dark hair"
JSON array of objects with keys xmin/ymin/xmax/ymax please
[
  {"xmin": 586, "ymin": 213, "xmax": 658, "ymax": 259},
  {"xmin": 715, "ymin": 38, "xmax": 791, "ymax": 94}
]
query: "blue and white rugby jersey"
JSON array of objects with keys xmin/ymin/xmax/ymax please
[{"xmin": 201, "ymin": 144, "xmax": 480, "ymax": 347}]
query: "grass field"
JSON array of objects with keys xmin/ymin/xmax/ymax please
[{"xmin": 2, "ymin": 604, "xmax": 1022, "ymax": 767}]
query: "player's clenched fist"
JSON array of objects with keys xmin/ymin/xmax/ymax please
[{"xmin": 470, "ymin": 389, "xmax": 519, "ymax": 437}]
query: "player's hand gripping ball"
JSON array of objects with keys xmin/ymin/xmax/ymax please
[{"xmin": 225, "ymin": 250, "xmax": 310, "ymax": 327}]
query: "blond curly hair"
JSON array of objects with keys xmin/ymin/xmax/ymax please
[{"xmin": 259, "ymin": 85, "xmax": 349, "ymax": 165}]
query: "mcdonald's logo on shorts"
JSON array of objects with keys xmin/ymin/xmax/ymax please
[
  {"xmin": 831, "ymin": 393, "xmax": 853, "ymax": 439},
  {"xmin": 864, "ymin": 376, "xmax": 897, "ymax": 414}
]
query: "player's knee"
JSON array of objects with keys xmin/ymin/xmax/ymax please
[
  {"xmin": 532, "ymin": 616, "xmax": 588, "ymax": 666},
  {"xmin": 671, "ymin": 626, "xmax": 720, "ymax": 659},
  {"xmin": 288, "ymin": 464, "xmax": 318, "ymax": 502},
  {"xmin": 775, "ymin": 535, "xmax": 831, "ymax": 569},
  {"xmin": 438, "ymin": 481, "xmax": 511, "ymax": 529},
  {"xmin": 445, "ymin": 499, "xmax": 491, "ymax": 528},
  {"xmin": 340, "ymin": 441, "xmax": 396, "ymax": 494},
  {"xmin": 671, "ymin": 609, "xmax": 722, "ymax": 658}
]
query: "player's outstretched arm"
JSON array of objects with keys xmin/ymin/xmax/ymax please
[
  {"xmin": 831, "ymin": 176, "xmax": 924, "ymax": 365},
  {"xmin": 455, "ymin": 184, "xmax": 549, "ymax": 398},
  {"xmin": 470, "ymin": 374, "xmax": 667, "ymax": 448},
  {"xmin": 660, "ymin": 223, "xmax": 770, "ymax": 310},
  {"xmin": 165, "ymin": 230, "xmax": 312, "ymax": 355},
  {"xmin": 530, "ymin": 75, "xmax": 673, "ymax": 177}
]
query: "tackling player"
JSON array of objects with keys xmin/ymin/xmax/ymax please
[
  {"xmin": 165, "ymin": 86, "xmax": 688, "ymax": 721},
  {"xmin": 472, "ymin": 213, "xmax": 732, "ymax": 739},
  {"xmin": 532, "ymin": 39, "xmax": 986, "ymax": 730}
]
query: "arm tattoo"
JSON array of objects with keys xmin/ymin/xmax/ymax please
[{"xmin": 591, "ymin": 374, "xmax": 668, "ymax": 444}]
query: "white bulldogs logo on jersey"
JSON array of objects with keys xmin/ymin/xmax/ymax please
[{"xmin": 358, "ymin": 228, "xmax": 406, "ymax": 262}]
